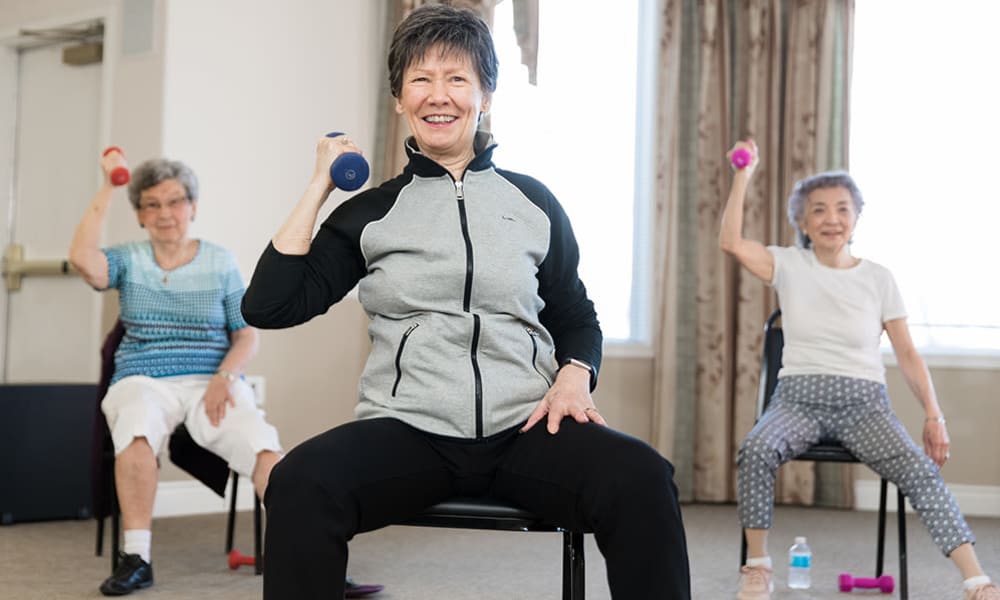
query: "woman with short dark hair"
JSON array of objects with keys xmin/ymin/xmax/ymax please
[{"xmin": 243, "ymin": 5, "xmax": 691, "ymax": 599}]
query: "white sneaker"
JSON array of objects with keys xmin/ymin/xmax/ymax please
[{"xmin": 737, "ymin": 565, "xmax": 773, "ymax": 600}]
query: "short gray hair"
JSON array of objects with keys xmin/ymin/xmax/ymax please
[
  {"xmin": 387, "ymin": 4, "xmax": 498, "ymax": 98},
  {"xmin": 786, "ymin": 171, "xmax": 864, "ymax": 248},
  {"xmin": 127, "ymin": 159, "xmax": 199, "ymax": 209}
]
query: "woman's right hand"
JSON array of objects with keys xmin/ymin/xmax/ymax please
[
  {"xmin": 727, "ymin": 139, "xmax": 759, "ymax": 176},
  {"xmin": 313, "ymin": 134, "xmax": 362, "ymax": 191},
  {"xmin": 100, "ymin": 150, "xmax": 127, "ymax": 188}
]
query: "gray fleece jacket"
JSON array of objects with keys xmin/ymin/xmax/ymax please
[{"xmin": 243, "ymin": 133, "xmax": 602, "ymax": 439}]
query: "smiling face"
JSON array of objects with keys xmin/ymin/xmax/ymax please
[
  {"xmin": 395, "ymin": 46, "xmax": 492, "ymax": 169},
  {"xmin": 135, "ymin": 178, "xmax": 196, "ymax": 243},
  {"xmin": 799, "ymin": 186, "xmax": 858, "ymax": 253}
]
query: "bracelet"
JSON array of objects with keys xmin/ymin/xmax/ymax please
[
  {"xmin": 926, "ymin": 416, "xmax": 946, "ymax": 424},
  {"xmin": 216, "ymin": 369, "xmax": 238, "ymax": 383}
]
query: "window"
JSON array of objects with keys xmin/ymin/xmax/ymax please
[
  {"xmin": 490, "ymin": 1, "xmax": 654, "ymax": 348},
  {"xmin": 850, "ymin": 0, "xmax": 1000, "ymax": 354}
]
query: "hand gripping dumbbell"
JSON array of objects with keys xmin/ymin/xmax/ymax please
[
  {"xmin": 102, "ymin": 146, "xmax": 131, "ymax": 186},
  {"xmin": 730, "ymin": 147, "xmax": 753, "ymax": 169},
  {"xmin": 325, "ymin": 132, "xmax": 370, "ymax": 191},
  {"xmin": 838, "ymin": 572, "xmax": 895, "ymax": 594},
  {"xmin": 227, "ymin": 549, "xmax": 258, "ymax": 570}
]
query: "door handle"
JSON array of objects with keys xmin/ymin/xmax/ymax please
[{"xmin": 2, "ymin": 243, "xmax": 78, "ymax": 292}]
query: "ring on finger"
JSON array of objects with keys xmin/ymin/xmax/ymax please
[{"xmin": 584, "ymin": 407, "xmax": 598, "ymax": 414}]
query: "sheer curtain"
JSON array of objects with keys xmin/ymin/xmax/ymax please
[{"xmin": 652, "ymin": 0, "xmax": 854, "ymax": 507}]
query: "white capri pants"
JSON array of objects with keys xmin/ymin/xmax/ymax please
[{"xmin": 102, "ymin": 375, "xmax": 282, "ymax": 478}]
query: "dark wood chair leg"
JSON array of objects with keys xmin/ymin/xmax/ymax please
[
  {"xmin": 253, "ymin": 493, "xmax": 263, "ymax": 575},
  {"xmin": 876, "ymin": 477, "xmax": 888, "ymax": 576},
  {"xmin": 898, "ymin": 488, "xmax": 908, "ymax": 600},
  {"xmin": 226, "ymin": 473, "xmax": 239, "ymax": 553}
]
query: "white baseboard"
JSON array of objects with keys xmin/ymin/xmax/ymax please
[
  {"xmin": 152, "ymin": 479, "xmax": 256, "ymax": 519},
  {"xmin": 854, "ymin": 480, "xmax": 1000, "ymax": 518}
]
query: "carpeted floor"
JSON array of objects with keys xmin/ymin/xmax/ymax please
[{"xmin": 1, "ymin": 503, "xmax": 997, "ymax": 599}]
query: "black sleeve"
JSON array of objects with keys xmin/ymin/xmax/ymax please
[
  {"xmin": 241, "ymin": 190, "xmax": 390, "ymax": 329},
  {"xmin": 501, "ymin": 171, "xmax": 603, "ymax": 389}
]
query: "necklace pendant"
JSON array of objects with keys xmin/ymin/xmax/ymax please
[{"xmin": 162, "ymin": 274, "xmax": 168, "ymax": 284}]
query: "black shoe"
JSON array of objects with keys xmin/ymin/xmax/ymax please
[
  {"xmin": 99, "ymin": 552, "xmax": 154, "ymax": 596},
  {"xmin": 345, "ymin": 576, "xmax": 384, "ymax": 598}
]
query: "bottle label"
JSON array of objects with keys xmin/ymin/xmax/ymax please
[{"xmin": 791, "ymin": 555, "xmax": 811, "ymax": 568}]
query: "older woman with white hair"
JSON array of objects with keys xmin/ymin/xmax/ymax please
[{"xmin": 719, "ymin": 140, "xmax": 998, "ymax": 600}]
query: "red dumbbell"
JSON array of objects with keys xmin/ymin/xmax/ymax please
[
  {"xmin": 227, "ymin": 549, "xmax": 258, "ymax": 570},
  {"xmin": 838, "ymin": 572, "xmax": 895, "ymax": 594},
  {"xmin": 102, "ymin": 146, "xmax": 131, "ymax": 186}
]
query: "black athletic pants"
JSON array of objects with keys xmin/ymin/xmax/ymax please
[{"xmin": 262, "ymin": 417, "xmax": 691, "ymax": 599}]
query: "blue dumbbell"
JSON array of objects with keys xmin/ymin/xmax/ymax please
[{"xmin": 325, "ymin": 132, "xmax": 370, "ymax": 191}]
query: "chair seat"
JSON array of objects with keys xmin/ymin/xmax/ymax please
[
  {"xmin": 796, "ymin": 441, "xmax": 859, "ymax": 464},
  {"xmin": 405, "ymin": 497, "xmax": 574, "ymax": 533}
]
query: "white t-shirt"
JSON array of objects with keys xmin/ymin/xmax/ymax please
[{"xmin": 767, "ymin": 246, "xmax": 907, "ymax": 384}]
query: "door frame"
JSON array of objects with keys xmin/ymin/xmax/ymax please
[{"xmin": 0, "ymin": 7, "xmax": 118, "ymax": 381}]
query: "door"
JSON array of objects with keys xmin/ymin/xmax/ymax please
[{"xmin": 1, "ymin": 22, "xmax": 105, "ymax": 383}]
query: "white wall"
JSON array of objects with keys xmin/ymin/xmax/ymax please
[{"xmin": 154, "ymin": 0, "xmax": 384, "ymax": 469}]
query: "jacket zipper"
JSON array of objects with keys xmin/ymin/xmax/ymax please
[
  {"xmin": 391, "ymin": 322, "xmax": 419, "ymax": 397},
  {"xmin": 526, "ymin": 327, "xmax": 552, "ymax": 387},
  {"xmin": 455, "ymin": 179, "xmax": 484, "ymax": 438}
]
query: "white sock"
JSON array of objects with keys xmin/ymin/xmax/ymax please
[
  {"xmin": 746, "ymin": 556, "xmax": 772, "ymax": 569},
  {"xmin": 964, "ymin": 576, "xmax": 991, "ymax": 590},
  {"xmin": 123, "ymin": 529, "xmax": 152, "ymax": 563}
]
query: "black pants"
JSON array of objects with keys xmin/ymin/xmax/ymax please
[{"xmin": 262, "ymin": 417, "xmax": 691, "ymax": 599}]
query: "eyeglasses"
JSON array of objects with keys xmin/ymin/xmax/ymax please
[{"xmin": 137, "ymin": 196, "xmax": 190, "ymax": 214}]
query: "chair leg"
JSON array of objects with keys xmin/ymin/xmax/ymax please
[
  {"xmin": 96, "ymin": 516, "xmax": 105, "ymax": 556},
  {"xmin": 253, "ymin": 493, "xmax": 263, "ymax": 575},
  {"xmin": 226, "ymin": 472, "xmax": 239, "ymax": 553},
  {"xmin": 897, "ymin": 487, "xmax": 908, "ymax": 600},
  {"xmin": 561, "ymin": 531, "xmax": 585, "ymax": 600},
  {"xmin": 740, "ymin": 530, "xmax": 748, "ymax": 568},
  {"xmin": 876, "ymin": 477, "xmax": 888, "ymax": 576}
]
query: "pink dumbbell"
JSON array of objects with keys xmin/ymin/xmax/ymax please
[
  {"xmin": 838, "ymin": 572, "xmax": 895, "ymax": 594},
  {"xmin": 731, "ymin": 147, "xmax": 752, "ymax": 169}
]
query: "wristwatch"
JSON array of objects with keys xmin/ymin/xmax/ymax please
[{"xmin": 560, "ymin": 357, "xmax": 594, "ymax": 377}]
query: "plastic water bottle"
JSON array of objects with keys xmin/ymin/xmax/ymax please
[{"xmin": 788, "ymin": 536, "xmax": 812, "ymax": 589}]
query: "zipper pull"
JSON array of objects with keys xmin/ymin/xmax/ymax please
[{"xmin": 455, "ymin": 180, "xmax": 464, "ymax": 200}]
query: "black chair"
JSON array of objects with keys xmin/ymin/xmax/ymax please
[
  {"xmin": 92, "ymin": 321, "xmax": 262, "ymax": 575},
  {"xmin": 740, "ymin": 309, "xmax": 908, "ymax": 599},
  {"xmin": 401, "ymin": 497, "xmax": 588, "ymax": 600}
]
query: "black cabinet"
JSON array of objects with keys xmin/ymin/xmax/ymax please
[{"xmin": 0, "ymin": 384, "xmax": 97, "ymax": 524}]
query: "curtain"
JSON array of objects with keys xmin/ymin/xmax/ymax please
[
  {"xmin": 652, "ymin": 0, "xmax": 854, "ymax": 507},
  {"xmin": 373, "ymin": 0, "xmax": 538, "ymax": 181}
]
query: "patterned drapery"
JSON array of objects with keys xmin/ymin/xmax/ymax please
[{"xmin": 652, "ymin": 0, "xmax": 854, "ymax": 506}]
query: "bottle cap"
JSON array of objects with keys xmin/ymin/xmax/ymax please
[{"xmin": 794, "ymin": 536, "xmax": 807, "ymax": 544}]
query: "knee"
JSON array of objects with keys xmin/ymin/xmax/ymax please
[
  {"xmin": 737, "ymin": 434, "xmax": 778, "ymax": 470},
  {"xmin": 608, "ymin": 442, "xmax": 678, "ymax": 506}
]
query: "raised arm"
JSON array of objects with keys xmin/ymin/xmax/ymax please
[
  {"xmin": 68, "ymin": 152, "xmax": 125, "ymax": 289},
  {"xmin": 884, "ymin": 317, "xmax": 950, "ymax": 467},
  {"xmin": 242, "ymin": 135, "xmax": 369, "ymax": 329},
  {"xmin": 272, "ymin": 135, "xmax": 360, "ymax": 255},
  {"xmin": 718, "ymin": 140, "xmax": 775, "ymax": 283}
]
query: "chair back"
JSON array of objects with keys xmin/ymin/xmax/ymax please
[{"xmin": 755, "ymin": 309, "xmax": 783, "ymax": 419}]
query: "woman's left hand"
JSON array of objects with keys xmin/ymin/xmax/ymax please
[
  {"xmin": 520, "ymin": 366, "xmax": 607, "ymax": 434},
  {"xmin": 203, "ymin": 376, "xmax": 236, "ymax": 427},
  {"xmin": 923, "ymin": 418, "xmax": 951, "ymax": 467}
]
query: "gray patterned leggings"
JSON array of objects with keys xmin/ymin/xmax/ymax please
[{"xmin": 736, "ymin": 374, "xmax": 974, "ymax": 555}]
